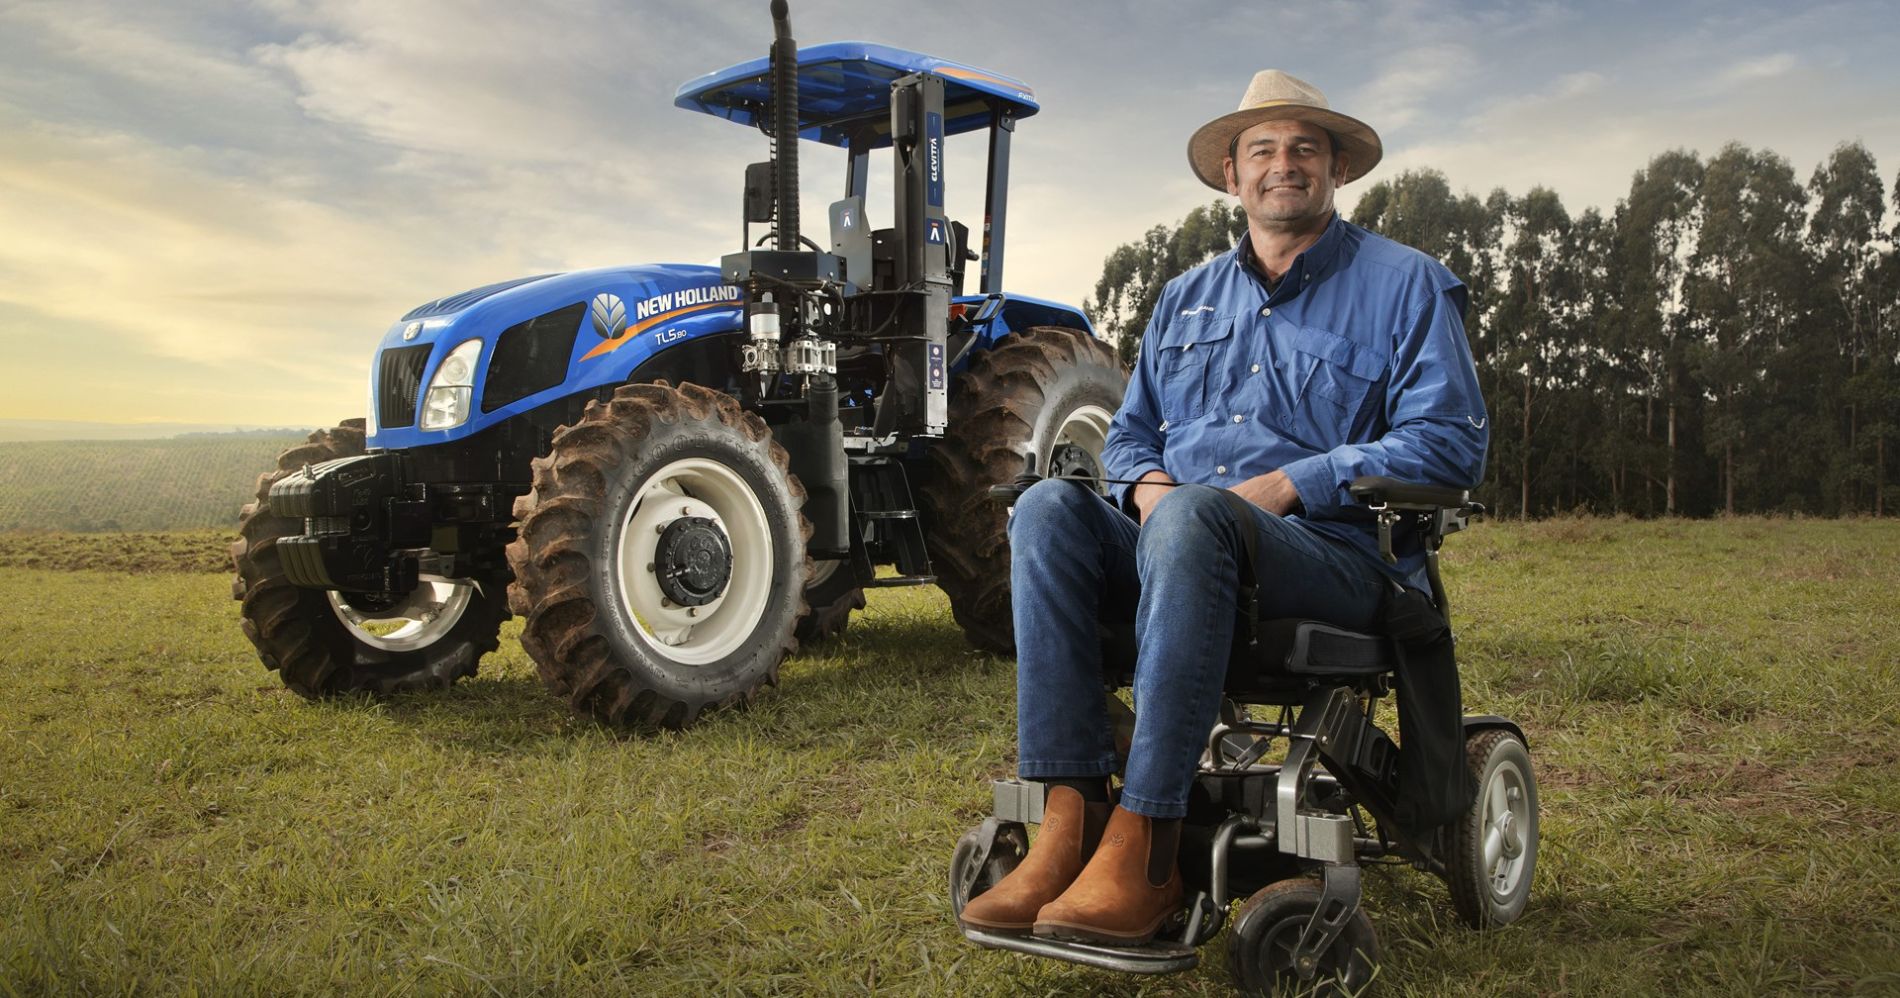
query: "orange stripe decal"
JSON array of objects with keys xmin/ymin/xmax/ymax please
[
  {"xmin": 937, "ymin": 65, "xmax": 1034, "ymax": 98},
  {"xmin": 580, "ymin": 300, "xmax": 739, "ymax": 361}
]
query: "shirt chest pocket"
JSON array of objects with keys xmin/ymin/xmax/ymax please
[
  {"xmin": 1293, "ymin": 326, "xmax": 1387, "ymax": 425},
  {"xmin": 1157, "ymin": 316, "xmax": 1234, "ymax": 423}
]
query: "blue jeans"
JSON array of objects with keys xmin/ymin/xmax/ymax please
[{"xmin": 1007, "ymin": 479, "xmax": 1392, "ymax": 819}]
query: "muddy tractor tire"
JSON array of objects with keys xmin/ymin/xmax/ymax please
[
  {"xmin": 506, "ymin": 382, "xmax": 810, "ymax": 729},
  {"xmin": 916, "ymin": 326, "xmax": 1126, "ymax": 655},
  {"xmin": 231, "ymin": 420, "xmax": 506, "ymax": 697}
]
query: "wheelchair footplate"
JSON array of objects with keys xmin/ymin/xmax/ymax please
[
  {"xmin": 961, "ymin": 928, "xmax": 1199, "ymax": 974},
  {"xmin": 961, "ymin": 896, "xmax": 1215, "ymax": 975}
]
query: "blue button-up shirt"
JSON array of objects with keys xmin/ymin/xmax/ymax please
[{"xmin": 1102, "ymin": 213, "xmax": 1489, "ymax": 587}]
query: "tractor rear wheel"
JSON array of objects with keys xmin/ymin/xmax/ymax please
[
  {"xmin": 796, "ymin": 559, "xmax": 865, "ymax": 642},
  {"xmin": 231, "ymin": 420, "xmax": 506, "ymax": 696},
  {"xmin": 506, "ymin": 382, "xmax": 809, "ymax": 728},
  {"xmin": 916, "ymin": 326, "xmax": 1126, "ymax": 655}
]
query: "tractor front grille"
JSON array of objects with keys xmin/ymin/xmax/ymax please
[{"xmin": 377, "ymin": 344, "xmax": 433, "ymax": 429}]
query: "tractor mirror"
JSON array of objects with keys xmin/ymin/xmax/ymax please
[{"xmin": 743, "ymin": 162, "xmax": 775, "ymax": 224}]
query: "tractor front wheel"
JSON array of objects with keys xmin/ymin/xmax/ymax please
[
  {"xmin": 506, "ymin": 382, "xmax": 809, "ymax": 728},
  {"xmin": 231, "ymin": 420, "xmax": 506, "ymax": 696},
  {"xmin": 916, "ymin": 326, "xmax": 1126, "ymax": 655}
]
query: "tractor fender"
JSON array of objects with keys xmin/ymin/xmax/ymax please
[{"xmin": 958, "ymin": 293, "xmax": 1098, "ymax": 360}]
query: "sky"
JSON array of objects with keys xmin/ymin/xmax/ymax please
[{"xmin": 1, "ymin": 0, "xmax": 1896, "ymax": 428}]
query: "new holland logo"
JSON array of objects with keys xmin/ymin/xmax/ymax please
[{"xmin": 590, "ymin": 293, "xmax": 628, "ymax": 339}]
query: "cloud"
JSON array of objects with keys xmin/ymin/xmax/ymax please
[
  {"xmin": 0, "ymin": 0, "xmax": 1897, "ymax": 425},
  {"xmin": 1350, "ymin": 44, "xmax": 1475, "ymax": 133},
  {"xmin": 1716, "ymin": 52, "xmax": 1798, "ymax": 86}
]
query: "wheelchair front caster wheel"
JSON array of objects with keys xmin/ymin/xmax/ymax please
[
  {"xmin": 1446, "ymin": 728, "xmax": 1539, "ymax": 928},
  {"xmin": 949, "ymin": 819, "xmax": 1027, "ymax": 917},
  {"xmin": 1226, "ymin": 878, "xmax": 1379, "ymax": 997}
]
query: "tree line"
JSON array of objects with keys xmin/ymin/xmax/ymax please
[{"xmin": 1084, "ymin": 142, "xmax": 1897, "ymax": 518}]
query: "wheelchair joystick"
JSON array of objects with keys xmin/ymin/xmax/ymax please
[{"xmin": 987, "ymin": 452, "xmax": 1043, "ymax": 505}]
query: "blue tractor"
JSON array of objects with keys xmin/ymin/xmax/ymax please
[{"xmin": 230, "ymin": 2, "xmax": 1126, "ymax": 727}]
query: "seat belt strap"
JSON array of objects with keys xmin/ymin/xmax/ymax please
[{"xmin": 1218, "ymin": 489, "xmax": 1261, "ymax": 653}]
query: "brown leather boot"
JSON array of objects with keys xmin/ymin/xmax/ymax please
[
  {"xmin": 1031, "ymin": 805, "xmax": 1184, "ymax": 945},
  {"xmin": 958, "ymin": 786, "xmax": 1110, "ymax": 935}
]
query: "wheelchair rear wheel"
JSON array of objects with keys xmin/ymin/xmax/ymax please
[
  {"xmin": 1445, "ymin": 728, "xmax": 1539, "ymax": 928},
  {"xmin": 1226, "ymin": 877, "xmax": 1379, "ymax": 997}
]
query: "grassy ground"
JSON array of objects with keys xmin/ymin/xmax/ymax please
[
  {"xmin": 1, "ymin": 519, "xmax": 1896, "ymax": 995},
  {"xmin": 0, "ymin": 436, "xmax": 304, "ymax": 532}
]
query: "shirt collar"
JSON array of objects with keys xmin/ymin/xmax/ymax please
[{"xmin": 1231, "ymin": 212, "xmax": 1346, "ymax": 297}]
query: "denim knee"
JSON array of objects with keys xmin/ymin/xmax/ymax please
[
  {"xmin": 1008, "ymin": 477, "xmax": 1104, "ymax": 541},
  {"xmin": 1136, "ymin": 484, "xmax": 1242, "ymax": 557}
]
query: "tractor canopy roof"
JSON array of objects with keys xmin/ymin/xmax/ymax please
[{"xmin": 674, "ymin": 41, "xmax": 1038, "ymax": 148}]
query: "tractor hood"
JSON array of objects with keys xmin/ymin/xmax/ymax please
[{"xmin": 365, "ymin": 264, "xmax": 744, "ymax": 450}]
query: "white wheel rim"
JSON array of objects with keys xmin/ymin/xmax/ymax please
[
  {"xmin": 808, "ymin": 559, "xmax": 841, "ymax": 588},
  {"xmin": 615, "ymin": 457, "xmax": 773, "ymax": 666},
  {"xmin": 327, "ymin": 580, "xmax": 473, "ymax": 653},
  {"xmin": 1482, "ymin": 758, "xmax": 1534, "ymax": 901},
  {"xmin": 1048, "ymin": 404, "xmax": 1114, "ymax": 489}
]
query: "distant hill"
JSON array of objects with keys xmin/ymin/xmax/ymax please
[
  {"xmin": 0, "ymin": 435, "xmax": 310, "ymax": 531},
  {"xmin": 0, "ymin": 419, "xmax": 316, "ymax": 443}
]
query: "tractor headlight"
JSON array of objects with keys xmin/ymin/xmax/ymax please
[
  {"xmin": 419, "ymin": 338, "xmax": 483, "ymax": 430},
  {"xmin": 365, "ymin": 363, "xmax": 379, "ymax": 436}
]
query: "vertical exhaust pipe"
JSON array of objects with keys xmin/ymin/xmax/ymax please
[{"xmin": 769, "ymin": 0, "xmax": 800, "ymax": 252}]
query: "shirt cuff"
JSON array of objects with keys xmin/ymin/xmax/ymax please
[{"xmin": 1279, "ymin": 453, "xmax": 1340, "ymax": 519}]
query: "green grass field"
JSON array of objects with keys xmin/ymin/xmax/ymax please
[
  {"xmin": 2, "ymin": 520, "xmax": 1897, "ymax": 995},
  {"xmin": 0, "ymin": 436, "xmax": 306, "ymax": 532}
]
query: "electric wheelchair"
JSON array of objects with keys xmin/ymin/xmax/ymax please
[{"xmin": 951, "ymin": 470, "xmax": 1538, "ymax": 996}]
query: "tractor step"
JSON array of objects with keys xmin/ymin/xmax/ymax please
[{"xmin": 864, "ymin": 574, "xmax": 935, "ymax": 587}]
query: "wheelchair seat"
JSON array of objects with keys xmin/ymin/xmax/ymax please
[
  {"xmin": 1101, "ymin": 617, "xmax": 1394, "ymax": 698},
  {"xmin": 1251, "ymin": 619, "xmax": 1392, "ymax": 677}
]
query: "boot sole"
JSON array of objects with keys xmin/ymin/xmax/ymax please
[
  {"xmin": 957, "ymin": 915, "xmax": 1034, "ymax": 935},
  {"xmin": 1030, "ymin": 906, "xmax": 1177, "ymax": 947}
]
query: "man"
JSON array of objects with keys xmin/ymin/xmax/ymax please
[{"xmin": 957, "ymin": 71, "xmax": 1489, "ymax": 945}]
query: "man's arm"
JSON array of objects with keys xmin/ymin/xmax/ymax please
[
  {"xmin": 1102, "ymin": 300, "xmax": 1174, "ymax": 517},
  {"xmin": 1277, "ymin": 284, "xmax": 1489, "ymax": 516}
]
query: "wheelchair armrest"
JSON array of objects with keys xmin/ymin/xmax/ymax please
[
  {"xmin": 1348, "ymin": 477, "xmax": 1483, "ymax": 565},
  {"xmin": 1348, "ymin": 476, "xmax": 1471, "ymax": 511}
]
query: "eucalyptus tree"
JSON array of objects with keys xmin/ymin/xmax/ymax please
[
  {"xmin": 1806, "ymin": 143, "xmax": 1887, "ymax": 511},
  {"xmin": 1488, "ymin": 187, "xmax": 1577, "ymax": 516},
  {"xmin": 1686, "ymin": 144, "xmax": 1810, "ymax": 514},
  {"xmin": 1563, "ymin": 208, "xmax": 1619, "ymax": 510},
  {"xmin": 1616, "ymin": 151, "xmax": 1704, "ymax": 515}
]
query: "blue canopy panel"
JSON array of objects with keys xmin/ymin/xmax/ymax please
[{"xmin": 674, "ymin": 41, "xmax": 1038, "ymax": 149}]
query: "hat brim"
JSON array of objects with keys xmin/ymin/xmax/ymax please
[{"xmin": 1187, "ymin": 103, "xmax": 1383, "ymax": 191}]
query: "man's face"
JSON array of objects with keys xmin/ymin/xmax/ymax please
[{"xmin": 1223, "ymin": 118, "xmax": 1348, "ymax": 229}]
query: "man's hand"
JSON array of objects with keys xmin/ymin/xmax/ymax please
[
  {"xmin": 1230, "ymin": 469, "xmax": 1303, "ymax": 517},
  {"xmin": 1132, "ymin": 470, "xmax": 1177, "ymax": 524}
]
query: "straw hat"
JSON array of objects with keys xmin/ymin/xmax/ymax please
[{"xmin": 1187, "ymin": 70, "xmax": 1382, "ymax": 191}]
